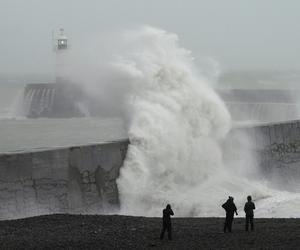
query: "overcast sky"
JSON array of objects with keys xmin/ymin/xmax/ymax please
[{"xmin": 0, "ymin": 0, "xmax": 299, "ymax": 75}]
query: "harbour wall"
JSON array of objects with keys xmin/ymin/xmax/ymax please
[
  {"xmin": 1, "ymin": 120, "xmax": 300, "ymax": 219},
  {"xmin": 23, "ymin": 83, "xmax": 84, "ymax": 118},
  {"xmin": 0, "ymin": 140, "xmax": 128, "ymax": 219},
  {"xmin": 226, "ymin": 120, "xmax": 300, "ymax": 191}
]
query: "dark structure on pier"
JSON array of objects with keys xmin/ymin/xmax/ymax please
[{"xmin": 23, "ymin": 83, "xmax": 85, "ymax": 118}]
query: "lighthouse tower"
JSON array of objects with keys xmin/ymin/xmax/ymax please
[
  {"xmin": 55, "ymin": 28, "xmax": 68, "ymax": 83},
  {"xmin": 21, "ymin": 28, "xmax": 85, "ymax": 118}
]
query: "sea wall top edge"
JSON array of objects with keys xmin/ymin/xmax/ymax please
[
  {"xmin": 232, "ymin": 119, "xmax": 300, "ymax": 129},
  {"xmin": 0, "ymin": 138, "xmax": 130, "ymax": 156}
]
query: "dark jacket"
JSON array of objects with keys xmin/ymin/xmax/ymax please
[
  {"xmin": 162, "ymin": 208, "xmax": 174, "ymax": 224},
  {"xmin": 244, "ymin": 201, "xmax": 255, "ymax": 216},
  {"xmin": 222, "ymin": 199, "xmax": 237, "ymax": 217}
]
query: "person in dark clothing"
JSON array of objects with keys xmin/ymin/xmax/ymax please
[
  {"xmin": 160, "ymin": 204, "xmax": 174, "ymax": 240},
  {"xmin": 244, "ymin": 195, "xmax": 255, "ymax": 231},
  {"xmin": 222, "ymin": 196, "xmax": 238, "ymax": 233}
]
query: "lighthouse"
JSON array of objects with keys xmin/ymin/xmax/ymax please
[
  {"xmin": 57, "ymin": 28, "xmax": 68, "ymax": 50},
  {"xmin": 22, "ymin": 28, "xmax": 85, "ymax": 118},
  {"xmin": 54, "ymin": 28, "xmax": 69, "ymax": 83}
]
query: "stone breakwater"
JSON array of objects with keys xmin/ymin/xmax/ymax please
[
  {"xmin": 226, "ymin": 119, "xmax": 300, "ymax": 192},
  {"xmin": 1, "ymin": 120, "xmax": 300, "ymax": 219},
  {"xmin": 0, "ymin": 140, "xmax": 128, "ymax": 219}
]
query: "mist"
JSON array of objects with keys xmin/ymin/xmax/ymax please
[{"xmin": 1, "ymin": 0, "xmax": 300, "ymax": 76}]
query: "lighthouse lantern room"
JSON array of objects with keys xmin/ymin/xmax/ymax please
[
  {"xmin": 54, "ymin": 28, "xmax": 69, "ymax": 82},
  {"xmin": 57, "ymin": 28, "xmax": 68, "ymax": 50}
]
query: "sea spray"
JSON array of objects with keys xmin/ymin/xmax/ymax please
[
  {"xmin": 115, "ymin": 26, "xmax": 254, "ymax": 216},
  {"xmin": 64, "ymin": 26, "xmax": 300, "ymax": 217}
]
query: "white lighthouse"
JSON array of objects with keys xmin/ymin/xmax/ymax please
[
  {"xmin": 57, "ymin": 28, "xmax": 68, "ymax": 50},
  {"xmin": 54, "ymin": 28, "xmax": 69, "ymax": 83}
]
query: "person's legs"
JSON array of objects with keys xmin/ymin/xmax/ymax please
[
  {"xmin": 250, "ymin": 215, "xmax": 254, "ymax": 231},
  {"xmin": 160, "ymin": 224, "xmax": 166, "ymax": 239},
  {"xmin": 224, "ymin": 216, "xmax": 233, "ymax": 232},
  {"xmin": 228, "ymin": 217, "xmax": 233, "ymax": 232},
  {"xmin": 167, "ymin": 225, "xmax": 172, "ymax": 240},
  {"xmin": 224, "ymin": 217, "xmax": 228, "ymax": 232},
  {"xmin": 245, "ymin": 215, "xmax": 249, "ymax": 231}
]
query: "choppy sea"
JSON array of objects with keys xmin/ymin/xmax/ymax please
[{"xmin": 1, "ymin": 70, "xmax": 300, "ymax": 153}]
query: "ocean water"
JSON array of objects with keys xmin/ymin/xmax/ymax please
[
  {"xmin": 219, "ymin": 69, "xmax": 300, "ymax": 89},
  {"xmin": 0, "ymin": 117, "xmax": 127, "ymax": 153},
  {"xmin": 0, "ymin": 82, "xmax": 24, "ymax": 119},
  {"xmin": 0, "ymin": 80, "xmax": 127, "ymax": 153}
]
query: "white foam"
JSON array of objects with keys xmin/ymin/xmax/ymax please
[{"xmin": 113, "ymin": 26, "xmax": 300, "ymax": 217}]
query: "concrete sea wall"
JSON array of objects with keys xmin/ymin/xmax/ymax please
[
  {"xmin": 0, "ymin": 140, "xmax": 128, "ymax": 219},
  {"xmin": 227, "ymin": 120, "xmax": 300, "ymax": 191},
  {"xmin": 1, "ymin": 120, "xmax": 300, "ymax": 219}
]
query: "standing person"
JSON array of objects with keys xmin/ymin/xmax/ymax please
[
  {"xmin": 222, "ymin": 196, "xmax": 238, "ymax": 233},
  {"xmin": 244, "ymin": 195, "xmax": 255, "ymax": 231},
  {"xmin": 160, "ymin": 204, "xmax": 174, "ymax": 240}
]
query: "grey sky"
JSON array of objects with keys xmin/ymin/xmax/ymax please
[{"xmin": 0, "ymin": 0, "xmax": 299, "ymax": 75}]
